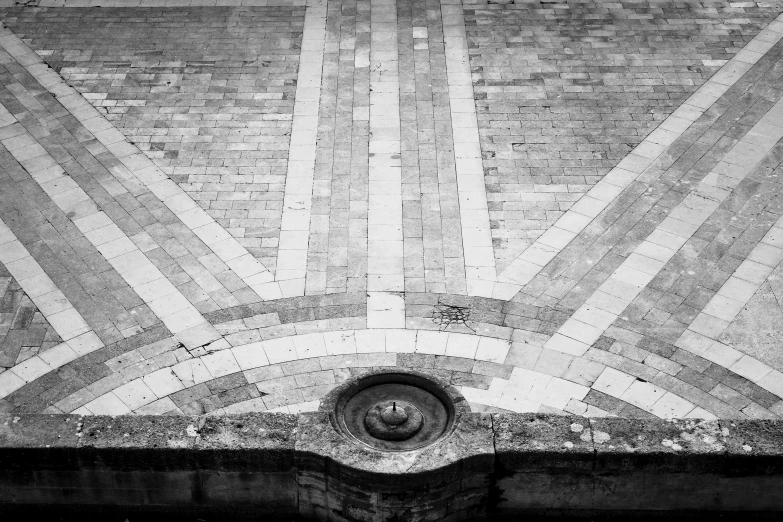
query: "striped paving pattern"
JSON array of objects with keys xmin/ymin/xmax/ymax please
[{"xmin": 0, "ymin": 0, "xmax": 781, "ymax": 421}]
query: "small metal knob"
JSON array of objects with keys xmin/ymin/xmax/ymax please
[
  {"xmin": 364, "ymin": 400, "xmax": 423, "ymax": 441},
  {"xmin": 380, "ymin": 402, "xmax": 408, "ymax": 426}
]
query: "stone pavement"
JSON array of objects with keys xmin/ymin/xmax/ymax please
[{"xmin": 0, "ymin": 0, "xmax": 783, "ymax": 420}]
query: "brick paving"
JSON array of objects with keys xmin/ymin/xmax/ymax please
[
  {"xmin": 467, "ymin": 0, "xmax": 782, "ymax": 274},
  {"xmin": 0, "ymin": 146, "xmax": 151, "ymax": 346},
  {"xmin": 0, "ymin": 261, "xmax": 62, "ymax": 368},
  {"xmin": 1, "ymin": 0, "xmax": 783, "ymax": 421},
  {"xmin": 1, "ymin": 6, "xmax": 304, "ymax": 273}
]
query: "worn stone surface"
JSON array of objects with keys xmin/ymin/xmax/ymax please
[
  {"xmin": 590, "ymin": 417, "xmax": 727, "ymax": 473},
  {"xmin": 297, "ymin": 410, "xmax": 493, "ymax": 476},
  {"xmin": 721, "ymin": 265, "xmax": 783, "ymax": 369},
  {"xmin": 493, "ymin": 413, "xmax": 595, "ymax": 472},
  {"xmin": 1, "ymin": 412, "xmax": 782, "ymax": 516},
  {"xmin": 0, "ymin": 0, "xmax": 783, "ymax": 427}
]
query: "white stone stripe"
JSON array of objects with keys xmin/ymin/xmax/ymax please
[
  {"xmin": 497, "ymin": 13, "xmax": 783, "ymax": 292},
  {"xmin": 0, "ymin": 0, "xmax": 306, "ymax": 6},
  {"xmin": 0, "ymin": 219, "xmax": 105, "ymax": 399},
  {"xmin": 675, "ymin": 204, "xmax": 783, "ymax": 401},
  {"xmin": 366, "ymin": 0, "xmax": 403, "ymax": 294},
  {"xmin": 364, "ymin": 0, "xmax": 406, "ymax": 329},
  {"xmin": 442, "ymin": 1, "xmax": 499, "ymax": 299},
  {"xmin": 367, "ymin": 292, "xmax": 405, "ymax": 329},
  {"xmin": 66, "ymin": 328, "xmax": 511, "ymax": 413},
  {"xmin": 0, "ymin": 28, "xmax": 286, "ymax": 301},
  {"xmin": 0, "ymin": 121, "xmax": 223, "ymax": 351},
  {"xmin": 689, "ymin": 219, "xmax": 783, "ymax": 341},
  {"xmin": 227, "ymin": 399, "xmax": 320, "ymax": 415},
  {"xmin": 675, "ymin": 331, "xmax": 783, "ymax": 401},
  {"xmin": 0, "ymin": 103, "xmax": 13, "ymax": 127},
  {"xmin": 466, "ymin": 366, "xmax": 706, "ymax": 419},
  {"xmin": 62, "ymin": 324, "xmax": 722, "ymax": 418},
  {"xmin": 590, "ymin": 367, "xmax": 699, "ymax": 419},
  {"xmin": 461, "ymin": 370, "xmax": 590, "ymax": 414},
  {"xmin": 543, "ymin": 98, "xmax": 783, "ymax": 360},
  {"xmin": 276, "ymin": 0, "xmax": 326, "ymax": 297}
]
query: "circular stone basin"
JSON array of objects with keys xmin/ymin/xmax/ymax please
[{"xmin": 324, "ymin": 370, "xmax": 465, "ymax": 452}]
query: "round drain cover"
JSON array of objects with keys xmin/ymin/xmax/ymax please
[{"xmin": 323, "ymin": 370, "xmax": 466, "ymax": 451}]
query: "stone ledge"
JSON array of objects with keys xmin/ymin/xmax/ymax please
[{"xmin": 0, "ymin": 412, "xmax": 782, "ymax": 519}]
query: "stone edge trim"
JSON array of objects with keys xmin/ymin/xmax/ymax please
[{"xmin": 1, "ymin": 413, "xmax": 781, "ymax": 516}]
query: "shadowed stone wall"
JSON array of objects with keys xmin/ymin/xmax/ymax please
[{"xmin": 1, "ymin": 412, "xmax": 782, "ymax": 520}]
